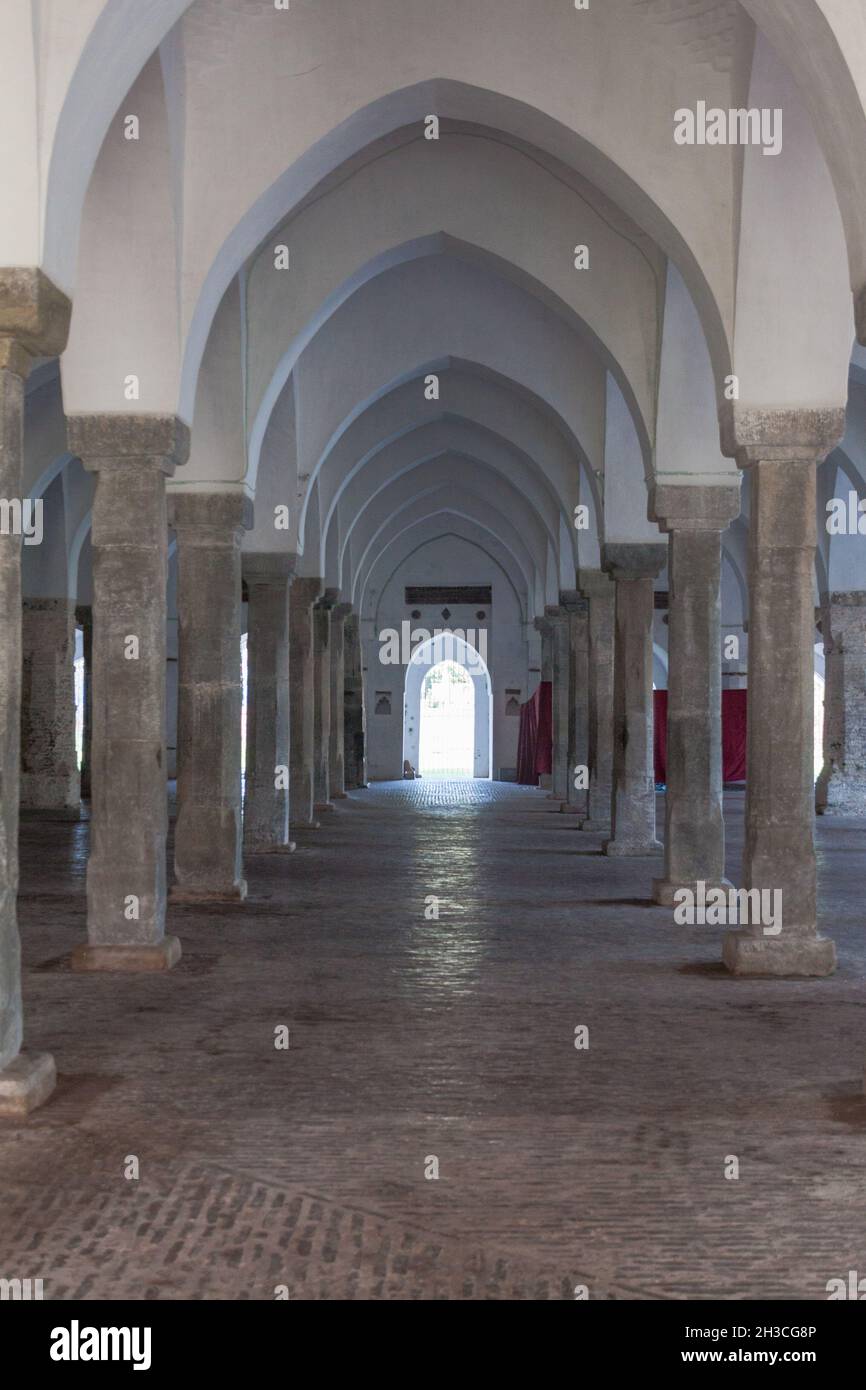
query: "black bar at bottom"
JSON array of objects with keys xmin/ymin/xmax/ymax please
[{"xmin": 5, "ymin": 1297, "xmax": 860, "ymax": 1375}]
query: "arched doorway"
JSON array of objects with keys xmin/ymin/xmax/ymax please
[
  {"xmin": 419, "ymin": 660, "xmax": 475, "ymax": 775},
  {"xmin": 403, "ymin": 632, "xmax": 492, "ymax": 779}
]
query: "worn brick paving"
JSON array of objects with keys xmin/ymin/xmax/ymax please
[{"xmin": 2, "ymin": 782, "xmax": 866, "ymax": 1300}]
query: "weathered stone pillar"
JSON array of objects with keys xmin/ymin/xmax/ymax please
[
  {"xmin": 68, "ymin": 414, "xmax": 188, "ymax": 972},
  {"xmin": 243, "ymin": 554, "xmax": 295, "ymax": 852},
  {"xmin": 0, "ymin": 269, "xmax": 69, "ymax": 1112},
  {"xmin": 559, "ymin": 592, "xmax": 590, "ymax": 814},
  {"xmin": 602, "ymin": 543, "xmax": 667, "ymax": 857},
  {"xmin": 313, "ymin": 591, "xmax": 337, "ymax": 814},
  {"xmin": 75, "ymin": 605, "xmax": 93, "ymax": 799},
  {"xmin": 20, "ymin": 598, "xmax": 80, "ymax": 811},
  {"xmin": 816, "ymin": 593, "xmax": 866, "ymax": 815},
  {"xmin": 722, "ymin": 411, "xmax": 843, "ymax": 977},
  {"xmin": 538, "ymin": 618, "xmax": 553, "ymax": 683},
  {"xmin": 533, "ymin": 615, "xmax": 554, "ymax": 792},
  {"xmin": 329, "ymin": 602, "xmax": 352, "ymax": 798},
  {"xmin": 545, "ymin": 606, "xmax": 571, "ymax": 802},
  {"xmin": 578, "ymin": 570, "xmax": 615, "ymax": 831},
  {"xmin": 290, "ymin": 576, "xmax": 323, "ymax": 826},
  {"xmin": 649, "ymin": 484, "xmax": 741, "ymax": 905},
  {"xmin": 170, "ymin": 493, "xmax": 251, "ymax": 900},
  {"xmin": 343, "ymin": 613, "xmax": 367, "ymax": 789}
]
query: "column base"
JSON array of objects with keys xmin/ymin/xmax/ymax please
[
  {"xmin": 579, "ymin": 818, "xmax": 610, "ymax": 833},
  {"xmin": 332, "ymin": 791, "xmax": 348, "ymax": 799},
  {"xmin": 72, "ymin": 937, "xmax": 182, "ymax": 972},
  {"xmin": 721, "ymin": 930, "xmax": 836, "ymax": 978},
  {"xmin": 314, "ymin": 801, "xmax": 336, "ymax": 814},
  {"xmin": 559, "ymin": 803, "xmax": 586, "ymax": 815},
  {"xmin": 0, "ymin": 1052, "xmax": 56, "ymax": 1118},
  {"xmin": 603, "ymin": 838, "xmax": 663, "ymax": 857},
  {"xmin": 291, "ymin": 819, "xmax": 320, "ymax": 831},
  {"xmin": 169, "ymin": 882, "xmax": 247, "ymax": 904},
  {"xmin": 653, "ymin": 877, "xmax": 733, "ymax": 908},
  {"xmin": 245, "ymin": 840, "xmax": 296, "ymax": 855}
]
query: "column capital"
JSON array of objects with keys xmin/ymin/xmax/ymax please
[
  {"xmin": 723, "ymin": 405, "xmax": 845, "ymax": 466},
  {"xmin": 559, "ymin": 589, "xmax": 589, "ymax": 616},
  {"xmin": 544, "ymin": 603, "xmax": 569, "ymax": 625},
  {"xmin": 69, "ymin": 413, "xmax": 190, "ymax": 476},
  {"xmin": 0, "ymin": 268, "xmax": 71, "ymax": 367},
  {"xmin": 649, "ymin": 481, "xmax": 741, "ymax": 533},
  {"xmin": 602, "ymin": 542, "xmax": 667, "ymax": 581},
  {"xmin": 577, "ymin": 568, "xmax": 615, "ymax": 601},
  {"xmin": 317, "ymin": 586, "xmax": 341, "ymax": 611},
  {"xmin": 242, "ymin": 552, "xmax": 297, "ymax": 584},
  {"xmin": 168, "ymin": 490, "xmax": 253, "ymax": 539},
  {"xmin": 292, "ymin": 576, "xmax": 324, "ymax": 607}
]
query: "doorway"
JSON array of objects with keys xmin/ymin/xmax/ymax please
[
  {"xmin": 418, "ymin": 659, "xmax": 475, "ymax": 776},
  {"xmin": 403, "ymin": 632, "xmax": 492, "ymax": 779}
]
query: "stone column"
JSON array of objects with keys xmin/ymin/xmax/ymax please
[
  {"xmin": 20, "ymin": 598, "xmax": 80, "ymax": 811},
  {"xmin": 816, "ymin": 593, "xmax": 866, "ymax": 815},
  {"xmin": 533, "ymin": 615, "xmax": 554, "ymax": 792},
  {"xmin": 0, "ymin": 269, "xmax": 69, "ymax": 1113},
  {"xmin": 602, "ymin": 543, "xmax": 667, "ymax": 857},
  {"xmin": 329, "ymin": 602, "xmax": 352, "ymax": 798},
  {"xmin": 343, "ymin": 613, "xmax": 367, "ymax": 789},
  {"xmin": 722, "ymin": 411, "xmax": 843, "ymax": 977},
  {"xmin": 545, "ymin": 606, "xmax": 571, "ymax": 802},
  {"xmin": 578, "ymin": 570, "xmax": 615, "ymax": 832},
  {"xmin": 290, "ymin": 576, "xmax": 323, "ymax": 826},
  {"xmin": 538, "ymin": 619, "xmax": 553, "ymax": 683},
  {"xmin": 313, "ymin": 591, "xmax": 337, "ymax": 814},
  {"xmin": 243, "ymin": 553, "xmax": 295, "ymax": 852},
  {"xmin": 649, "ymin": 484, "xmax": 741, "ymax": 905},
  {"xmin": 170, "ymin": 493, "xmax": 251, "ymax": 900},
  {"xmin": 75, "ymin": 605, "xmax": 93, "ymax": 799},
  {"xmin": 67, "ymin": 414, "xmax": 189, "ymax": 972},
  {"xmin": 559, "ymin": 592, "xmax": 590, "ymax": 815}
]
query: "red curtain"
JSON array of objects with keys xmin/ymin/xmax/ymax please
[
  {"xmin": 653, "ymin": 689, "xmax": 748, "ymax": 784},
  {"xmin": 721, "ymin": 689, "xmax": 747, "ymax": 782},
  {"xmin": 653, "ymin": 689, "xmax": 668, "ymax": 785},
  {"xmin": 517, "ymin": 681, "xmax": 552, "ymax": 784}
]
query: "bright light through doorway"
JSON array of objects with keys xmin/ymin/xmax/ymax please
[{"xmin": 418, "ymin": 660, "xmax": 475, "ymax": 777}]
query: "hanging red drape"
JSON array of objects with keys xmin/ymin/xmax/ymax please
[
  {"xmin": 721, "ymin": 689, "xmax": 747, "ymax": 782},
  {"xmin": 517, "ymin": 680, "xmax": 552, "ymax": 784},
  {"xmin": 653, "ymin": 689, "xmax": 668, "ymax": 785},
  {"xmin": 516, "ymin": 688, "xmax": 538, "ymax": 784},
  {"xmin": 653, "ymin": 688, "xmax": 748, "ymax": 784}
]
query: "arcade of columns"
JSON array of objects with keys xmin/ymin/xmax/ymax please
[
  {"xmin": 2, "ymin": 0, "xmax": 866, "ymax": 1122},
  {"xmin": 0, "ymin": 323, "xmax": 855, "ymax": 1118}
]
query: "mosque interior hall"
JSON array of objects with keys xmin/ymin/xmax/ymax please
[{"xmin": 2, "ymin": 0, "xmax": 866, "ymax": 1308}]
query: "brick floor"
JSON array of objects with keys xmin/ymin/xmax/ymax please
[{"xmin": 2, "ymin": 782, "xmax": 866, "ymax": 1300}]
